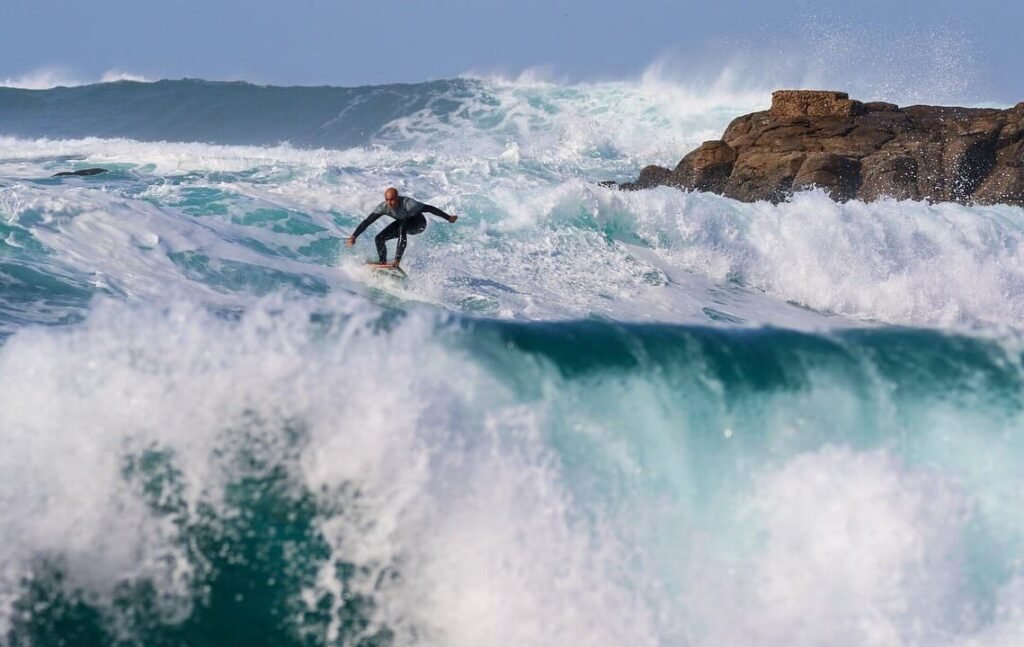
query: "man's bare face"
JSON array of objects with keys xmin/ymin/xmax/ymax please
[{"xmin": 385, "ymin": 189, "xmax": 399, "ymax": 208}]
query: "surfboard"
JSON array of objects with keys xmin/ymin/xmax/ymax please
[{"xmin": 366, "ymin": 262, "xmax": 407, "ymax": 279}]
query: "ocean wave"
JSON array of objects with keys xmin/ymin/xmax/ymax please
[
  {"xmin": 2, "ymin": 297, "xmax": 1024, "ymax": 644},
  {"xmin": 3, "ymin": 140, "xmax": 1024, "ymax": 330},
  {"xmin": 0, "ymin": 76, "xmax": 753, "ymax": 163}
]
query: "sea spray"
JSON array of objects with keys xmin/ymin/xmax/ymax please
[
  {"xmin": 3, "ymin": 298, "xmax": 1024, "ymax": 644},
  {"xmin": 3, "ymin": 75, "xmax": 1024, "ymax": 645}
]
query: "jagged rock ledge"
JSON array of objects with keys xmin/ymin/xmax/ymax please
[{"xmin": 608, "ymin": 90, "xmax": 1024, "ymax": 206}]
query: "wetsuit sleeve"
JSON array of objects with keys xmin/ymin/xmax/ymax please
[
  {"xmin": 351, "ymin": 203, "xmax": 387, "ymax": 239},
  {"xmin": 421, "ymin": 204, "xmax": 454, "ymax": 221},
  {"xmin": 351, "ymin": 212, "xmax": 383, "ymax": 239}
]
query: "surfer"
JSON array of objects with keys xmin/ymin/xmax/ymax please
[{"xmin": 346, "ymin": 187, "xmax": 458, "ymax": 267}]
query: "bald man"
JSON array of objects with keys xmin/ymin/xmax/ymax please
[{"xmin": 346, "ymin": 188, "xmax": 458, "ymax": 268}]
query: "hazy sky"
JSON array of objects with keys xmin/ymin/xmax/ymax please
[{"xmin": 3, "ymin": 0, "xmax": 1022, "ymax": 104}]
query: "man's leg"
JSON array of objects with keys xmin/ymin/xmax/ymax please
[
  {"xmin": 374, "ymin": 220, "xmax": 404, "ymax": 263},
  {"xmin": 394, "ymin": 224, "xmax": 409, "ymax": 265},
  {"xmin": 394, "ymin": 215, "xmax": 427, "ymax": 265}
]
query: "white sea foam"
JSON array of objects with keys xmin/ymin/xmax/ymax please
[
  {"xmin": 5, "ymin": 130, "xmax": 1024, "ymax": 329},
  {"xmin": 4, "ymin": 65, "xmax": 1024, "ymax": 646},
  {"xmin": 0, "ymin": 67, "xmax": 85, "ymax": 90},
  {"xmin": 99, "ymin": 70, "xmax": 151, "ymax": 84},
  {"xmin": 610, "ymin": 188, "xmax": 1024, "ymax": 328},
  {"xmin": 1, "ymin": 75, "xmax": 1020, "ymax": 334},
  {"xmin": 0, "ymin": 296, "xmax": 660, "ymax": 644},
  {"xmin": 693, "ymin": 447, "xmax": 975, "ymax": 646},
  {"xmin": 2, "ymin": 297, "xmax": 1024, "ymax": 644},
  {"xmin": 0, "ymin": 67, "xmax": 151, "ymax": 89}
]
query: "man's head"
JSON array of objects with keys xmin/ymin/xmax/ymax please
[{"xmin": 384, "ymin": 187, "xmax": 399, "ymax": 208}]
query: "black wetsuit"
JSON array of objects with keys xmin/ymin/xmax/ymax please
[{"xmin": 352, "ymin": 196, "xmax": 453, "ymax": 263}]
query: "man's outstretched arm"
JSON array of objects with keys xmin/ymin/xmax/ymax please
[
  {"xmin": 346, "ymin": 212, "xmax": 384, "ymax": 246},
  {"xmin": 421, "ymin": 204, "xmax": 458, "ymax": 223}
]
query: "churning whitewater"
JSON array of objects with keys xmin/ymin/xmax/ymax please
[{"xmin": 2, "ymin": 77, "xmax": 1024, "ymax": 646}]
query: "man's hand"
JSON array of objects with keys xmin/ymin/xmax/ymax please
[
  {"xmin": 448, "ymin": 215, "xmax": 459, "ymax": 223},
  {"xmin": 345, "ymin": 236, "xmax": 356, "ymax": 247}
]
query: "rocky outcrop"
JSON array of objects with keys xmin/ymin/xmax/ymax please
[
  {"xmin": 613, "ymin": 90, "xmax": 1024, "ymax": 206},
  {"xmin": 51, "ymin": 168, "xmax": 109, "ymax": 177}
]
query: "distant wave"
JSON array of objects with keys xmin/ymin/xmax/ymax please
[
  {"xmin": 0, "ymin": 76, "xmax": 756, "ymax": 160},
  {"xmin": 0, "ymin": 67, "xmax": 150, "ymax": 90},
  {"xmin": 0, "ymin": 78, "xmax": 481, "ymax": 148}
]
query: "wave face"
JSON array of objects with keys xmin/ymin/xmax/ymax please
[
  {"xmin": 3, "ymin": 77, "xmax": 1024, "ymax": 646},
  {"xmin": 0, "ymin": 77, "xmax": 746, "ymax": 154},
  {"xmin": 0, "ymin": 79, "xmax": 471, "ymax": 149}
]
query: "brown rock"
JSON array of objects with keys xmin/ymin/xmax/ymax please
[
  {"xmin": 942, "ymin": 131, "xmax": 999, "ymax": 201},
  {"xmin": 913, "ymin": 141, "xmax": 947, "ymax": 202},
  {"xmin": 672, "ymin": 140, "xmax": 736, "ymax": 192},
  {"xmin": 610, "ymin": 89, "xmax": 1024, "ymax": 206},
  {"xmin": 618, "ymin": 165, "xmax": 674, "ymax": 190},
  {"xmin": 722, "ymin": 114, "xmax": 757, "ymax": 142},
  {"xmin": 770, "ymin": 90, "xmax": 866, "ymax": 119},
  {"xmin": 792, "ymin": 154, "xmax": 862, "ymax": 201},
  {"xmin": 974, "ymin": 128, "xmax": 1024, "ymax": 204},
  {"xmin": 973, "ymin": 168, "xmax": 1024, "ymax": 205},
  {"xmin": 725, "ymin": 151, "xmax": 806, "ymax": 202},
  {"xmin": 843, "ymin": 125, "xmax": 898, "ymax": 153},
  {"xmin": 860, "ymin": 152, "xmax": 920, "ymax": 201}
]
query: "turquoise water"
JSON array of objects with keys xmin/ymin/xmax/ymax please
[{"xmin": 2, "ymin": 78, "xmax": 1024, "ymax": 646}]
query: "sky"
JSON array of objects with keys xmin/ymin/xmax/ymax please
[{"xmin": 2, "ymin": 0, "xmax": 1023, "ymax": 104}]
